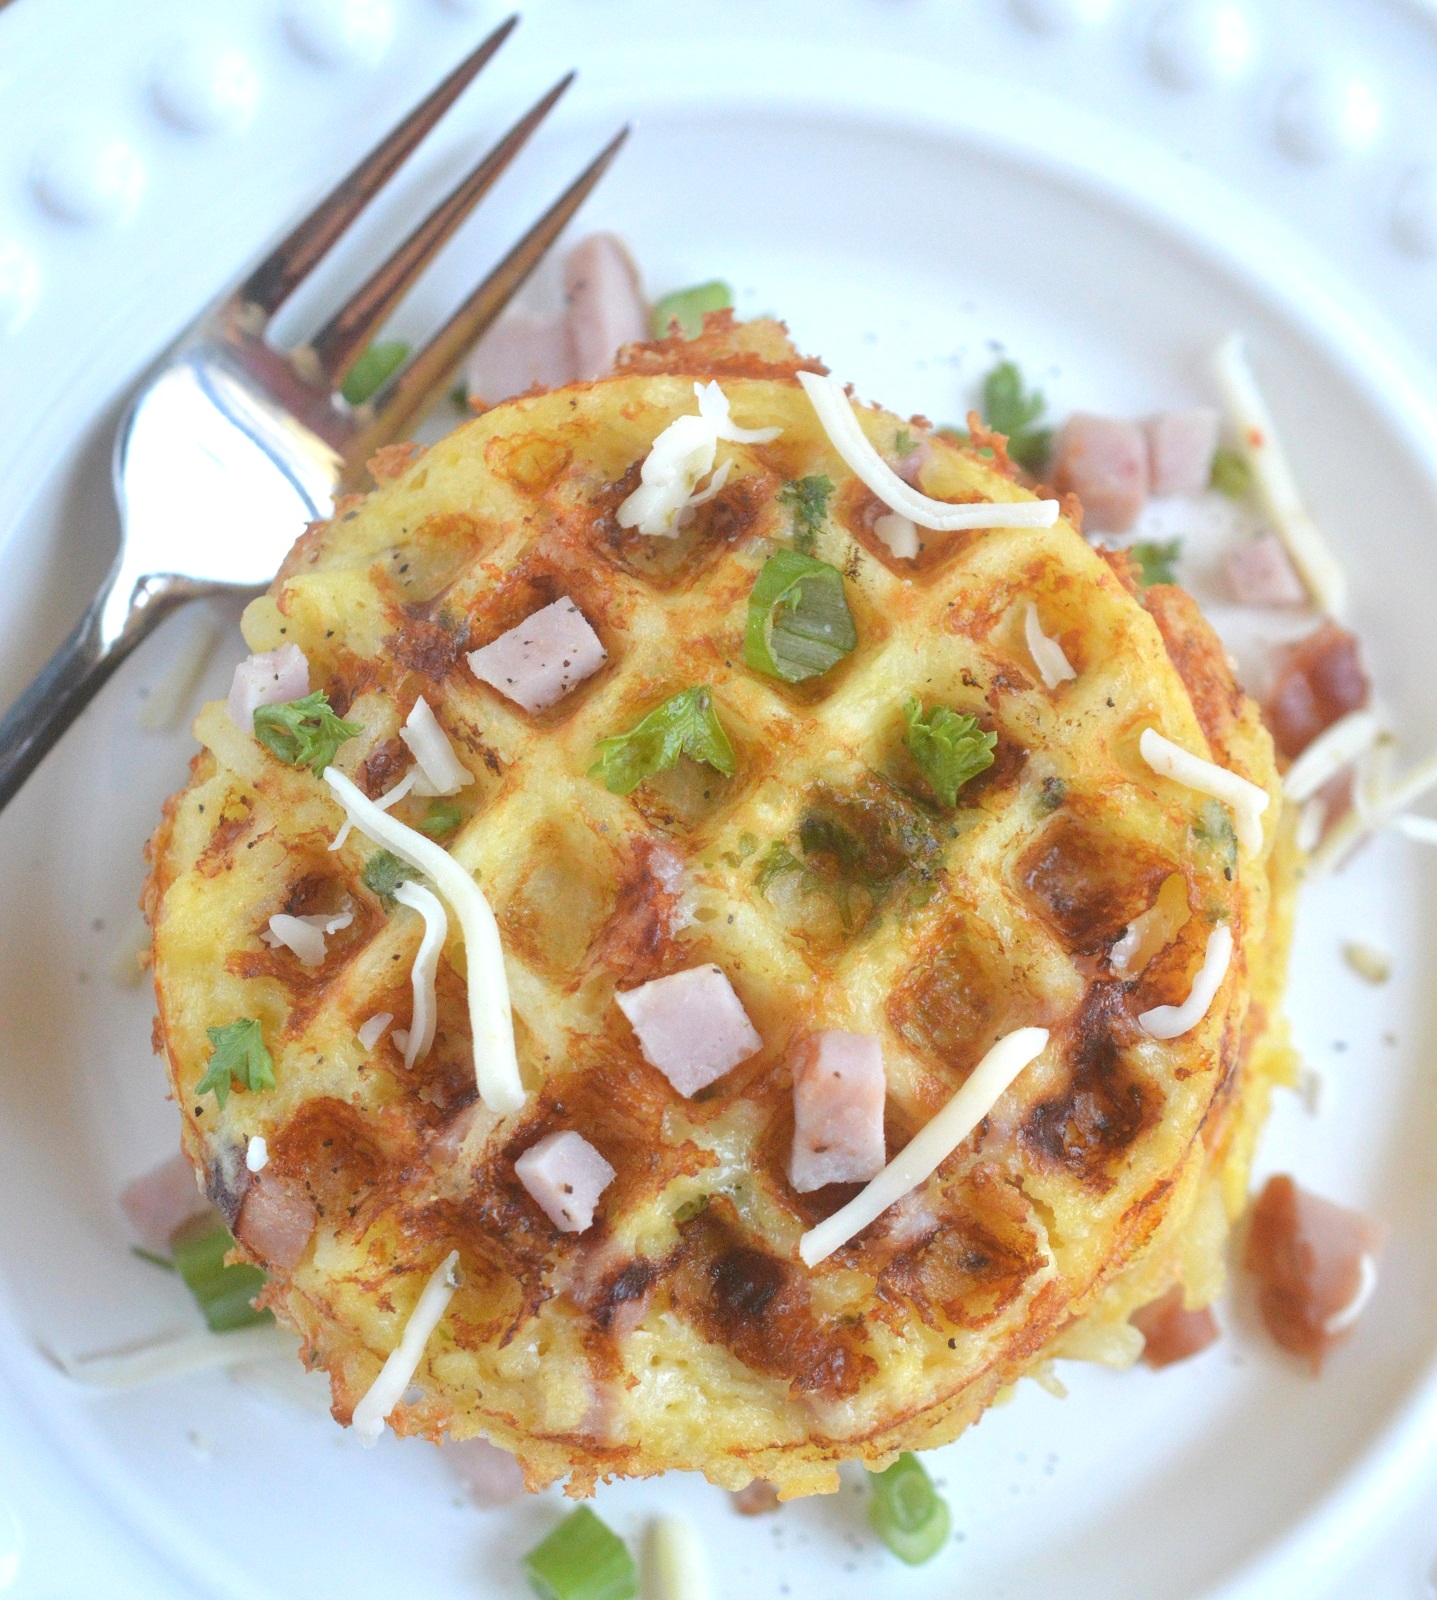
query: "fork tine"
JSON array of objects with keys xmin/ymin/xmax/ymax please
[
  {"xmin": 235, "ymin": 15, "xmax": 518, "ymax": 320},
  {"xmin": 307, "ymin": 72, "xmax": 576, "ymax": 389},
  {"xmin": 347, "ymin": 125, "xmax": 631, "ymax": 471}
]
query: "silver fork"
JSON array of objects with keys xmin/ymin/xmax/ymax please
[{"xmin": 0, "ymin": 16, "xmax": 626, "ymax": 813}]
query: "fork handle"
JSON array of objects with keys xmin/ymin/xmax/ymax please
[{"xmin": 0, "ymin": 576, "xmax": 191, "ymax": 815}]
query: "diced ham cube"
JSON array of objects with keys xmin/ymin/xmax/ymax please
[
  {"xmin": 235, "ymin": 1171, "xmax": 317, "ymax": 1271},
  {"xmin": 564, "ymin": 233, "xmax": 648, "ymax": 382},
  {"xmin": 1144, "ymin": 408, "xmax": 1220, "ymax": 496},
  {"xmin": 466, "ymin": 598, "xmax": 607, "ymax": 714},
  {"xmin": 615, "ymin": 964, "xmax": 762, "ymax": 1096},
  {"xmin": 514, "ymin": 1130, "xmax": 616, "ymax": 1233},
  {"xmin": 1051, "ymin": 414, "xmax": 1149, "ymax": 533},
  {"xmin": 443, "ymin": 1436, "xmax": 528, "ymax": 1506},
  {"xmin": 731, "ymin": 1481, "xmax": 781, "ymax": 1515},
  {"xmin": 463, "ymin": 314, "xmax": 576, "ymax": 407},
  {"xmin": 1131, "ymin": 1284, "xmax": 1220, "ymax": 1369},
  {"xmin": 1263, "ymin": 621, "xmax": 1370, "ymax": 759},
  {"xmin": 226, "ymin": 643, "xmax": 310, "ymax": 732},
  {"xmin": 1244, "ymin": 1174, "xmax": 1383, "ymax": 1372},
  {"xmin": 787, "ymin": 1031, "xmax": 887, "ymax": 1193},
  {"xmin": 119, "ymin": 1152, "xmax": 211, "ymax": 1254},
  {"xmin": 1224, "ymin": 533, "xmax": 1308, "ymax": 608}
]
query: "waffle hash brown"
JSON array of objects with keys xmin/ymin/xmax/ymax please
[{"xmin": 145, "ymin": 316, "xmax": 1291, "ymax": 1498}]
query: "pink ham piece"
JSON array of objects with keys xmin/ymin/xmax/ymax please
[
  {"xmin": 1244, "ymin": 1174, "xmax": 1383, "ymax": 1372},
  {"xmin": 226, "ymin": 643, "xmax": 310, "ymax": 732},
  {"xmin": 616, "ymin": 964, "xmax": 762, "ymax": 1096},
  {"xmin": 463, "ymin": 313, "xmax": 576, "ymax": 407},
  {"xmin": 1224, "ymin": 533, "xmax": 1308, "ymax": 608},
  {"xmin": 1052, "ymin": 414, "xmax": 1149, "ymax": 533},
  {"xmin": 443, "ymin": 1436, "xmax": 528, "ymax": 1507},
  {"xmin": 1131, "ymin": 1285, "xmax": 1220, "ymax": 1369},
  {"xmin": 466, "ymin": 597, "xmax": 607, "ymax": 714},
  {"xmin": 788, "ymin": 1031, "xmax": 887, "ymax": 1193},
  {"xmin": 235, "ymin": 1171, "xmax": 317, "ymax": 1271},
  {"xmin": 514, "ymin": 1130, "xmax": 615, "ymax": 1233},
  {"xmin": 1144, "ymin": 408, "xmax": 1220, "ymax": 496},
  {"xmin": 120, "ymin": 1152, "xmax": 211, "ymax": 1253},
  {"xmin": 564, "ymin": 233, "xmax": 648, "ymax": 382}
]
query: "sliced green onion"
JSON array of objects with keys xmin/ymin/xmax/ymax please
[
  {"xmin": 649, "ymin": 281, "xmax": 732, "ymax": 340},
  {"xmin": 341, "ymin": 340, "xmax": 410, "ymax": 405},
  {"xmin": 867, "ymin": 1452, "xmax": 951, "ymax": 1566},
  {"xmin": 743, "ymin": 551, "xmax": 857, "ymax": 684},
  {"xmin": 169, "ymin": 1214, "xmax": 273, "ymax": 1334},
  {"xmin": 131, "ymin": 1246, "xmax": 176, "ymax": 1272},
  {"xmin": 588, "ymin": 687, "xmax": 736, "ymax": 797},
  {"xmin": 523, "ymin": 1506, "xmax": 639, "ymax": 1600},
  {"xmin": 1210, "ymin": 445, "xmax": 1252, "ymax": 499}
]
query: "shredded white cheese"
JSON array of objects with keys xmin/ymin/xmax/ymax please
[
  {"xmin": 1024, "ymin": 603, "xmax": 1077, "ymax": 690},
  {"xmin": 873, "ymin": 510, "xmax": 919, "ymax": 559},
  {"xmin": 393, "ymin": 880, "xmax": 447, "ymax": 1069},
  {"xmin": 1211, "ymin": 333, "xmax": 1347, "ymax": 616},
  {"xmin": 1282, "ymin": 709, "xmax": 1380, "ymax": 803},
  {"xmin": 351, "ymin": 1249, "xmax": 460, "ymax": 1445},
  {"xmin": 1110, "ymin": 877, "xmax": 1189, "ymax": 978},
  {"xmin": 50, "ymin": 1324, "xmax": 298, "ymax": 1390},
  {"xmin": 1140, "ymin": 727, "xmax": 1269, "ymax": 855},
  {"xmin": 245, "ymin": 1135, "xmax": 269, "ymax": 1172},
  {"xmin": 1396, "ymin": 813, "xmax": 1437, "ymax": 844},
  {"xmin": 797, "ymin": 370, "xmax": 1060, "ymax": 532},
  {"xmin": 1137, "ymin": 924, "xmax": 1233, "ymax": 1039},
  {"xmin": 1323, "ymin": 1252, "xmax": 1379, "ymax": 1337},
  {"xmin": 1296, "ymin": 796, "xmax": 1327, "ymax": 853},
  {"xmin": 324, "ymin": 767, "xmax": 522, "ymax": 1113},
  {"xmin": 330, "ymin": 771, "xmax": 415, "ymax": 853},
  {"xmin": 1342, "ymin": 940, "xmax": 1391, "ymax": 984},
  {"xmin": 357, "ymin": 1012, "xmax": 393, "ymax": 1050},
  {"xmin": 647, "ymin": 1514, "xmax": 710, "ymax": 1600},
  {"xmin": 401, "ymin": 696, "xmax": 472, "ymax": 797},
  {"xmin": 799, "ymin": 1027, "xmax": 1048, "ymax": 1268},
  {"xmin": 617, "ymin": 381, "xmax": 779, "ymax": 537},
  {"xmin": 1310, "ymin": 743, "xmax": 1437, "ymax": 875}
]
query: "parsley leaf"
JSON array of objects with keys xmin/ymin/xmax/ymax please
[
  {"xmin": 196, "ymin": 1018, "xmax": 275, "ymax": 1109},
  {"xmin": 341, "ymin": 340, "xmax": 409, "ymax": 406},
  {"xmin": 170, "ymin": 1215, "xmax": 272, "ymax": 1333},
  {"xmin": 252, "ymin": 691, "xmax": 362, "ymax": 775},
  {"xmin": 589, "ymin": 687, "xmax": 737, "ymax": 796},
  {"xmin": 650, "ymin": 279, "xmax": 733, "ymax": 340},
  {"xmin": 894, "ymin": 427, "xmax": 917, "ymax": 457},
  {"xmin": 903, "ymin": 698, "xmax": 997, "ymax": 807},
  {"xmin": 362, "ymin": 849, "xmax": 410, "ymax": 906},
  {"xmin": 418, "ymin": 799, "xmax": 464, "ymax": 839},
  {"xmin": 1210, "ymin": 446, "xmax": 1253, "ymax": 499},
  {"xmin": 980, "ymin": 361, "xmax": 1053, "ymax": 473},
  {"xmin": 743, "ymin": 551, "xmax": 857, "ymax": 683},
  {"xmin": 1128, "ymin": 538, "xmax": 1182, "ymax": 588},
  {"xmin": 777, "ymin": 475, "xmax": 833, "ymax": 554}
]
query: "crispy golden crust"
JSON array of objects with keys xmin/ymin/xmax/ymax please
[{"xmin": 145, "ymin": 319, "xmax": 1286, "ymax": 1497}]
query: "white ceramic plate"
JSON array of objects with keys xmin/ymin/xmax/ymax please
[{"xmin": 4, "ymin": 4, "xmax": 1437, "ymax": 1597}]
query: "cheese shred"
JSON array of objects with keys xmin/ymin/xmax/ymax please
[
  {"xmin": 393, "ymin": 879, "xmax": 446, "ymax": 1069},
  {"xmin": 324, "ymin": 767, "xmax": 523, "ymax": 1113},
  {"xmin": 798, "ymin": 1027, "xmax": 1049, "ymax": 1268},
  {"xmin": 351, "ymin": 1249, "xmax": 461, "ymax": 1446},
  {"xmin": 1024, "ymin": 603, "xmax": 1077, "ymax": 689},
  {"xmin": 797, "ymin": 370, "xmax": 1060, "ymax": 533},
  {"xmin": 1140, "ymin": 727, "xmax": 1269, "ymax": 855},
  {"xmin": 1137, "ymin": 924, "xmax": 1233, "ymax": 1040}
]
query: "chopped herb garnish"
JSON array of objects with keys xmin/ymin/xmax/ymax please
[
  {"xmin": 743, "ymin": 551, "xmax": 857, "ymax": 684},
  {"xmin": 170, "ymin": 1214, "xmax": 273, "ymax": 1333},
  {"xmin": 449, "ymin": 380, "xmax": 470, "ymax": 414},
  {"xmin": 252, "ymin": 691, "xmax": 362, "ymax": 775},
  {"xmin": 1128, "ymin": 538, "xmax": 1182, "ymax": 588},
  {"xmin": 523, "ymin": 1506, "xmax": 638, "ymax": 1600},
  {"xmin": 1210, "ymin": 446, "xmax": 1253, "ymax": 499},
  {"xmin": 649, "ymin": 279, "xmax": 733, "ymax": 340},
  {"xmin": 362, "ymin": 849, "xmax": 410, "ymax": 906},
  {"xmin": 418, "ymin": 799, "xmax": 464, "ymax": 839},
  {"xmin": 340, "ymin": 339, "xmax": 409, "ymax": 406},
  {"xmin": 589, "ymin": 687, "xmax": 736, "ymax": 797},
  {"xmin": 1191, "ymin": 799, "xmax": 1238, "ymax": 868},
  {"xmin": 894, "ymin": 427, "xmax": 917, "ymax": 457},
  {"xmin": 777, "ymin": 474, "xmax": 834, "ymax": 555},
  {"xmin": 867, "ymin": 1452, "xmax": 952, "ymax": 1565},
  {"xmin": 902, "ymin": 698, "xmax": 997, "ymax": 807},
  {"xmin": 672, "ymin": 1194, "xmax": 710, "ymax": 1225},
  {"xmin": 1037, "ymin": 775, "xmax": 1067, "ymax": 814},
  {"xmin": 196, "ymin": 1018, "xmax": 275, "ymax": 1109},
  {"xmin": 980, "ymin": 360, "xmax": 1053, "ymax": 473}
]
